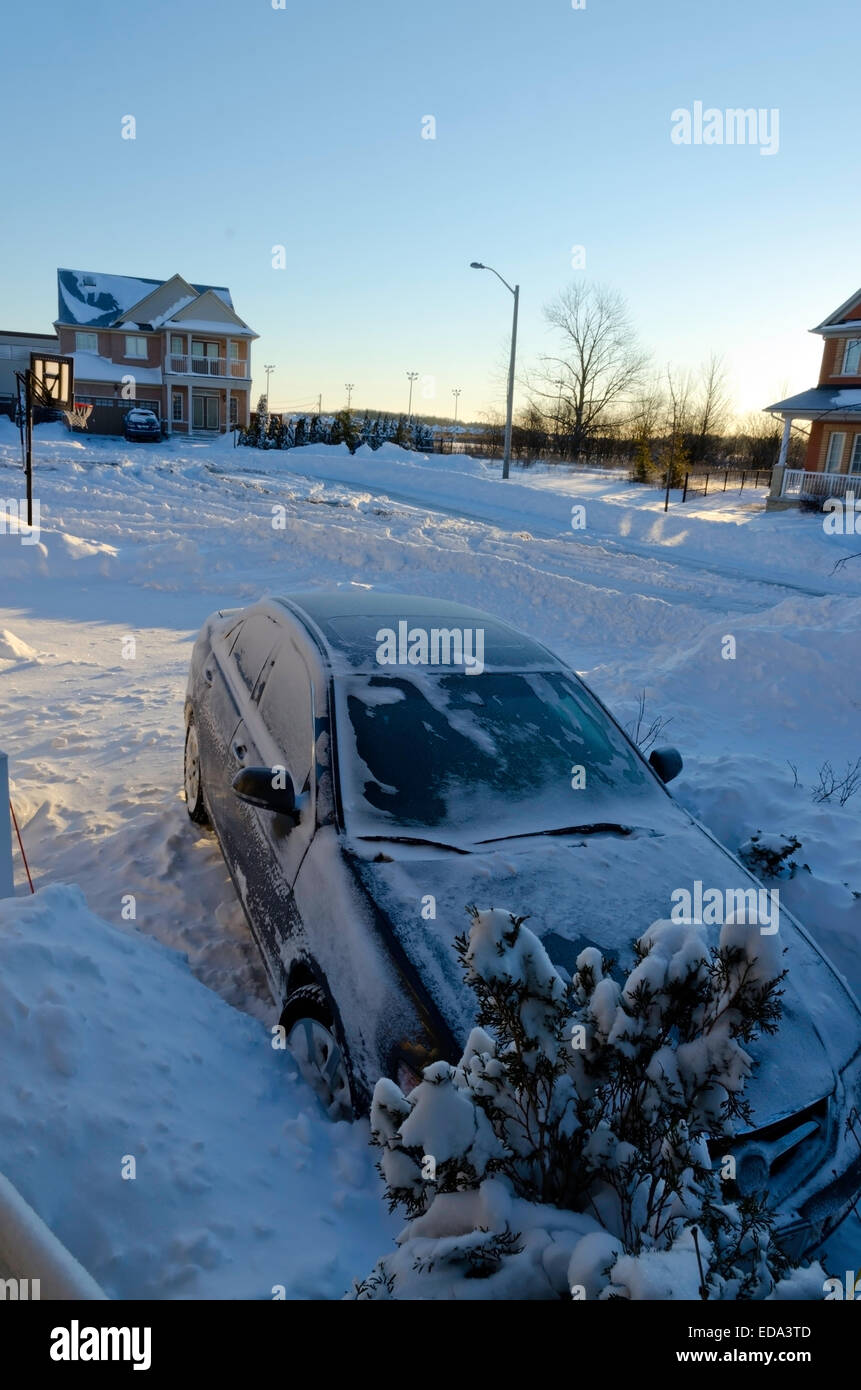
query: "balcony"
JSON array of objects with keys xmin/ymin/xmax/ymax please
[{"xmin": 167, "ymin": 354, "xmax": 250, "ymax": 379}]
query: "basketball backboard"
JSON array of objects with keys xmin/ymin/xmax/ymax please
[{"xmin": 30, "ymin": 353, "xmax": 75, "ymax": 410}]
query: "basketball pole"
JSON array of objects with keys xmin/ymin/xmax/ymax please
[{"xmin": 24, "ymin": 371, "xmax": 33, "ymax": 528}]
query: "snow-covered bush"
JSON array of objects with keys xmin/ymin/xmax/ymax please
[
  {"xmin": 738, "ymin": 831, "xmax": 802, "ymax": 880},
  {"xmin": 351, "ymin": 907, "xmax": 823, "ymax": 1300}
]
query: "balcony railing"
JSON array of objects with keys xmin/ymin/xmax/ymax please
[
  {"xmin": 167, "ymin": 354, "xmax": 250, "ymax": 379},
  {"xmin": 781, "ymin": 468, "xmax": 861, "ymax": 499}
]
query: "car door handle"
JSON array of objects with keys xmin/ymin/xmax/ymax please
[
  {"xmin": 203, "ymin": 666, "xmax": 214, "ymax": 684},
  {"xmin": 232, "ymin": 740, "xmax": 247, "ymax": 761}
]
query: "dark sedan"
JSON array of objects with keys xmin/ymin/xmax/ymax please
[
  {"xmin": 184, "ymin": 591, "xmax": 861, "ymax": 1257},
  {"xmin": 124, "ymin": 407, "xmax": 161, "ymax": 441}
]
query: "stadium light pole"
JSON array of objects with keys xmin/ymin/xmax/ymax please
[
  {"xmin": 470, "ymin": 261, "xmax": 519, "ymax": 480},
  {"xmin": 264, "ymin": 364, "xmax": 275, "ymax": 403},
  {"xmin": 406, "ymin": 371, "xmax": 419, "ymax": 422},
  {"xmin": 452, "ymin": 387, "xmax": 461, "ymax": 425},
  {"xmin": 345, "ymin": 382, "xmax": 354, "ymax": 411}
]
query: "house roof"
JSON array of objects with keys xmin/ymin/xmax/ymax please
[
  {"xmin": 811, "ymin": 287, "xmax": 861, "ymax": 334},
  {"xmin": 765, "ymin": 387, "xmax": 861, "ymax": 419},
  {"xmin": 56, "ymin": 269, "xmax": 234, "ymax": 328}
]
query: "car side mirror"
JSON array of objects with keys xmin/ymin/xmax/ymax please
[
  {"xmin": 649, "ymin": 747, "xmax": 683, "ymax": 784},
  {"xmin": 232, "ymin": 766, "xmax": 298, "ymax": 821}
]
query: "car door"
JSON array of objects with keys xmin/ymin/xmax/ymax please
[
  {"xmin": 197, "ymin": 611, "xmax": 281, "ymax": 855},
  {"xmin": 240, "ymin": 637, "xmax": 318, "ymax": 972}
]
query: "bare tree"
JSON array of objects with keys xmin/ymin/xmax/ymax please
[
  {"xmin": 528, "ymin": 283, "xmax": 650, "ymax": 458},
  {"xmin": 659, "ymin": 364, "xmax": 694, "ymax": 486},
  {"xmin": 690, "ymin": 353, "xmax": 730, "ymax": 463}
]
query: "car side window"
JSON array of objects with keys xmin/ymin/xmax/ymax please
[
  {"xmin": 258, "ymin": 643, "xmax": 315, "ymax": 792},
  {"xmin": 230, "ymin": 616, "xmax": 280, "ymax": 696}
]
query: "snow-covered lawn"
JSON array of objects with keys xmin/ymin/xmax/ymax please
[{"xmin": 0, "ymin": 418, "xmax": 859, "ymax": 1295}]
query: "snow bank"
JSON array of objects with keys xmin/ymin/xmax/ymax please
[{"xmin": 0, "ymin": 884, "xmax": 395, "ymax": 1298}]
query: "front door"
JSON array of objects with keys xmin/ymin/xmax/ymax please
[{"xmin": 192, "ymin": 395, "xmax": 220, "ymax": 430}]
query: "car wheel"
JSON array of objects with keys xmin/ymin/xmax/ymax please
[
  {"xmin": 183, "ymin": 716, "xmax": 209, "ymax": 824},
  {"xmin": 281, "ymin": 984, "xmax": 353, "ymax": 1122}
]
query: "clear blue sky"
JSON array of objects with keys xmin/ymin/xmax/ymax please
[{"xmin": 2, "ymin": 0, "xmax": 858, "ymax": 421}]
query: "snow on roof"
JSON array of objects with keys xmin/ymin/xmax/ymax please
[
  {"xmin": 161, "ymin": 318, "xmax": 256, "ymax": 336},
  {"xmin": 56, "ymin": 270, "xmax": 234, "ymax": 327},
  {"xmin": 71, "ymin": 350, "xmax": 163, "ymax": 385}
]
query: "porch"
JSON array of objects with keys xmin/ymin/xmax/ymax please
[
  {"xmin": 780, "ymin": 468, "xmax": 861, "ymax": 501},
  {"xmin": 167, "ymin": 383, "xmax": 249, "ymax": 434}
]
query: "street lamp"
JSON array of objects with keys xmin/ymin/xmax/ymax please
[
  {"xmin": 470, "ymin": 261, "xmax": 519, "ymax": 479},
  {"xmin": 345, "ymin": 382, "xmax": 354, "ymax": 411},
  {"xmin": 264, "ymin": 363, "xmax": 275, "ymax": 404},
  {"xmin": 406, "ymin": 371, "xmax": 419, "ymax": 422}
]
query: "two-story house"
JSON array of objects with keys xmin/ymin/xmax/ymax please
[
  {"xmin": 766, "ymin": 286, "xmax": 861, "ymax": 506},
  {"xmin": 55, "ymin": 268, "xmax": 258, "ymax": 436}
]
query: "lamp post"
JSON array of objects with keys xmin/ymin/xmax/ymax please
[
  {"xmin": 345, "ymin": 382, "xmax": 354, "ymax": 411},
  {"xmin": 406, "ymin": 371, "xmax": 419, "ymax": 422},
  {"xmin": 470, "ymin": 261, "xmax": 519, "ymax": 480},
  {"xmin": 264, "ymin": 363, "xmax": 275, "ymax": 404}
]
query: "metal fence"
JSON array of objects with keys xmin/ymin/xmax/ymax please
[{"xmin": 680, "ymin": 467, "xmax": 773, "ymax": 501}]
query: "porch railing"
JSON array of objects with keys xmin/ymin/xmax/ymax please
[
  {"xmin": 167, "ymin": 355, "xmax": 249, "ymax": 379},
  {"xmin": 781, "ymin": 468, "xmax": 861, "ymax": 499}
]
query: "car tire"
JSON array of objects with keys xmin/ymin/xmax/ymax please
[
  {"xmin": 280, "ymin": 983, "xmax": 353, "ymax": 1122},
  {"xmin": 183, "ymin": 716, "xmax": 209, "ymax": 824}
]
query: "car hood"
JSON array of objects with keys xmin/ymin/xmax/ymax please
[{"xmin": 347, "ymin": 818, "xmax": 861, "ymax": 1122}]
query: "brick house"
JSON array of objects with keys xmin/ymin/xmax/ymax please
[
  {"xmin": 55, "ymin": 269, "xmax": 258, "ymax": 436},
  {"xmin": 766, "ymin": 287, "xmax": 861, "ymax": 507}
]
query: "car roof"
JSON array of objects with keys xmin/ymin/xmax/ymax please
[{"xmin": 268, "ymin": 590, "xmax": 566, "ymax": 675}]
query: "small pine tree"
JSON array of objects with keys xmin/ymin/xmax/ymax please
[
  {"xmin": 254, "ymin": 393, "xmax": 269, "ymax": 449},
  {"xmin": 293, "ymin": 416, "xmax": 307, "ymax": 448},
  {"xmin": 351, "ymin": 907, "xmax": 823, "ymax": 1301}
]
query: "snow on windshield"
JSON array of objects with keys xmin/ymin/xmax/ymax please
[{"xmin": 334, "ymin": 668, "xmax": 664, "ymax": 842}]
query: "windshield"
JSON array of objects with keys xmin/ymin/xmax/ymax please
[{"xmin": 334, "ymin": 669, "xmax": 665, "ymax": 842}]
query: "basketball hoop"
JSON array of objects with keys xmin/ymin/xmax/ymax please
[
  {"xmin": 64, "ymin": 402, "xmax": 93, "ymax": 431},
  {"xmin": 30, "ymin": 353, "xmax": 75, "ymax": 410}
]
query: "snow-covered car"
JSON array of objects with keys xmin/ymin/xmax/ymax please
[
  {"xmin": 184, "ymin": 591, "xmax": 861, "ymax": 1258},
  {"xmin": 123, "ymin": 408, "xmax": 161, "ymax": 441}
]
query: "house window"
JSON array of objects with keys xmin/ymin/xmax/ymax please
[
  {"xmin": 172, "ymin": 391, "xmax": 184, "ymax": 422},
  {"xmin": 76, "ymin": 331, "xmax": 98, "ymax": 353},
  {"xmin": 170, "ymin": 335, "xmax": 185, "ymax": 355},
  {"xmin": 825, "ymin": 432, "xmax": 846, "ymax": 473},
  {"xmin": 841, "ymin": 340, "xmax": 861, "ymax": 375},
  {"xmin": 229, "ymin": 397, "xmax": 238, "ymax": 425},
  {"xmin": 229, "ymin": 341, "xmax": 240, "ymax": 358},
  {"xmin": 850, "ymin": 435, "xmax": 861, "ymax": 474},
  {"xmin": 125, "ymin": 335, "xmax": 148, "ymax": 359}
]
